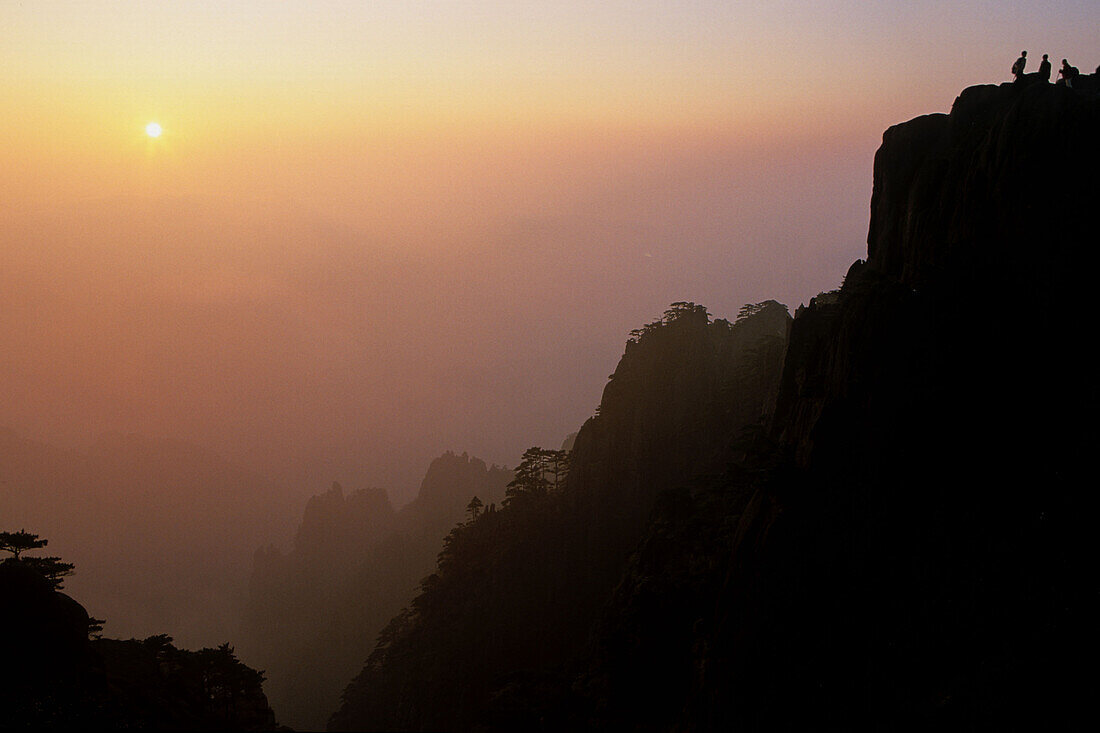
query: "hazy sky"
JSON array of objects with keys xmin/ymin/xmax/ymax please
[{"xmin": 2, "ymin": 2, "xmax": 1097, "ymax": 500}]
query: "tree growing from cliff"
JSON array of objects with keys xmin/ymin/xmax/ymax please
[
  {"xmin": 196, "ymin": 642, "xmax": 267, "ymax": 720},
  {"xmin": 503, "ymin": 448, "xmax": 572, "ymax": 506},
  {"xmin": 466, "ymin": 496, "xmax": 484, "ymax": 521},
  {"xmin": 131, "ymin": 635, "xmax": 268, "ymax": 724},
  {"xmin": 504, "ymin": 448, "xmax": 551, "ymax": 505},
  {"xmin": 18, "ymin": 556, "xmax": 75, "ymax": 589},
  {"xmin": 0, "ymin": 529, "xmax": 47, "ymax": 559},
  {"xmin": 0, "ymin": 529, "xmax": 75, "ymax": 589},
  {"xmin": 663, "ymin": 301, "xmax": 709, "ymax": 323},
  {"xmin": 545, "ymin": 449, "xmax": 571, "ymax": 490},
  {"xmin": 628, "ymin": 302, "xmax": 712, "ymax": 344},
  {"xmin": 88, "ymin": 617, "xmax": 106, "ymax": 640}
]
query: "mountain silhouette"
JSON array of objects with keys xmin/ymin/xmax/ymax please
[
  {"xmin": 328, "ymin": 79, "xmax": 1099, "ymax": 730},
  {"xmin": 329, "ymin": 300, "xmax": 791, "ymax": 731},
  {"xmin": 239, "ymin": 451, "xmax": 510, "ymax": 729},
  {"xmin": 0, "ymin": 551, "xmax": 276, "ymax": 729}
]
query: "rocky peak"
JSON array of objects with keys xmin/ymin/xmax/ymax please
[
  {"xmin": 868, "ymin": 81, "xmax": 1099, "ymax": 289},
  {"xmin": 294, "ymin": 481, "xmax": 396, "ymax": 557}
]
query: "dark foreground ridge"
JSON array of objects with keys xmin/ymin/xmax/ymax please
[
  {"xmin": 329, "ymin": 78, "xmax": 1100, "ymax": 731},
  {"xmin": 594, "ymin": 78, "xmax": 1100, "ymax": 731},
  {"xmin": 0, "ymin": 558, "xmax": 277, "ymax": 730}
]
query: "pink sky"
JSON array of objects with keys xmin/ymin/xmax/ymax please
[{"xmin": 2, "ymin": 1, "xmax": 1097, "ymax": 499}]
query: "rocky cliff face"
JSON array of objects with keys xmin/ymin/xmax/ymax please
[
  {"xmin": 588, "ymin": 81, "xmax": 1100, "ymax": 730},
  {"xmin": 0, "ymin": 561, "xmax": 95, "ymax": 713},
  {"xmin": 565, "ymin": 302, "xmax": 790, "ymax": 588}
]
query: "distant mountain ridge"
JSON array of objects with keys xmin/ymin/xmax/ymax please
[{"xmin": 240, "ymin": 451, "xmax": 510, "ymax": 730}]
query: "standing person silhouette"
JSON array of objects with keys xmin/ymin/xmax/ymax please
[
  {"xmin": 1038, "ymin": 54, "xmax": 1052, "ymax": 82},
  {"xmin": 1012, "ymin": 50, "xmax": 1027, "ymax": 81}
]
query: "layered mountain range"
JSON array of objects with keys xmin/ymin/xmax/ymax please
[
  {"xmin": 325, "ymin": 79, "xmax": 1099, "ymax": 730},
  {"xmin": 328, "ymin": 300, "xmax": 793, "ymax": 730},
  {"xmin": 240, "ymin": 452, "xmax": 511, "ymax": 729},
  {"xmin": 7, "ymin": 76, "xmax": 1094, "ymax": 731}
]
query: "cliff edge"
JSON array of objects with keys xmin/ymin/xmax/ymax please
[{"xmin": 696, "ymin": 80, "xmax": 1099, "ymax": 729}]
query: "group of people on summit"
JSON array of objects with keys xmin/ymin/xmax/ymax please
[{"xmin": 1011, "ymin": 50, "xmax": 1091, "ymax": 86}]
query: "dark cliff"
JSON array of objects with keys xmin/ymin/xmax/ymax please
[
  {"xmin": 589, "ymin": 80, "xmax": 1100, "ymax": 730},
  {"xmin": 0, "ymin": 559, "xmax": 276, "ymax": 730},
  {"xmin": 323, "ymin": 79, "xmax": 1099, "ymax": 731},
  {"xmin": 329, "ymin": 302, "xmax": 791, "ymax": 731},
  {"xmin": 238, "ymin": 78, "xmax": 1100, "ymax": 732}
]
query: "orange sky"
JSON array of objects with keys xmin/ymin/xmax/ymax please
[
  {"xmin": 2, "ymin": 1, "xmax": 1097, "ymax": 497},
  {"xmin": 6, "ymin": 2, "xmax": 1093, "ymax": 211}
]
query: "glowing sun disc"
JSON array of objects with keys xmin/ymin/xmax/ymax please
[{"xmin": 145, "ymin": 122, "xmax": 162, "ymax": 138}]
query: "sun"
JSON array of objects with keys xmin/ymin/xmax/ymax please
[{"xmin": 145, "ymin": 122, "xmax": 162, "ymax": 138}]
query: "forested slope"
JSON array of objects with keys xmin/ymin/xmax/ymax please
[{"xmin": 330, "ymin": 301, "xmax": 791, "ymax": 731}]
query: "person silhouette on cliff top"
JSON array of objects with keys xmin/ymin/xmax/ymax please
[
  {"xmin": 1058, "ymin": 59, "xmax": 1079, "ymax": 87},
  {"xmin": 1012, "ymin": 50, "xmax": 1027, "ymax": 81},
  {"xmin": 1038, "ymin": 54, "xmax": 1051, "ymax": 82}
]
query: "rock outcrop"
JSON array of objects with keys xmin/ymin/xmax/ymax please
[
  {"xmin": 589, "ymin": 81, "xmax": 1100, "ymax": 730},
  {"xmin": 0, "ymin": 560, "xmax": 97, "ymax": 720}
]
